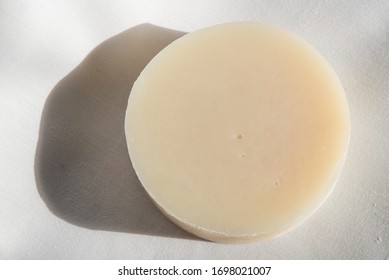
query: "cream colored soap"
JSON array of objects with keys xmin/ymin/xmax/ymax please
[{"xmin": 125, "ymin": 22, "xmax": 350, "ymax": 243}]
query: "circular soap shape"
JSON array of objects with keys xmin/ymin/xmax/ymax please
[{"xmin": 125, "ymin": 22, "xmax": 350, "ymax": 243}]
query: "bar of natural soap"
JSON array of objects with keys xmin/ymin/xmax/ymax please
[{"xmin": 125, "ymin": 22, "xmax": 350, "ymax": 243}]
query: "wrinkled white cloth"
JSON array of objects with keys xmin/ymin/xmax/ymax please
[{"xmin": 1, "ymin": 0, "xmax": 388, "ymax": 259}]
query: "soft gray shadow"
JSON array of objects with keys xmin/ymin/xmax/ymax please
[{"xmin": 35, "ymin": 24, "xmax": 201, "ymax": 241}]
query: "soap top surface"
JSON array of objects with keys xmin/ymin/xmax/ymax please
[{"xmin": 125, "ymin": 22, "xmax": 350, "ymax": 240}]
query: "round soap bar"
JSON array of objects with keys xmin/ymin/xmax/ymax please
[{"xmin": 125, "ymin": 22, "xmax": 350, "ymax": 243}]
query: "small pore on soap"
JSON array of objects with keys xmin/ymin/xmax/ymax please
[{"xmin": 236, "ymin": 133, "xmax": 243, "ymax": 140}]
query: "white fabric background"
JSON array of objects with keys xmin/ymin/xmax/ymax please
[{"xmin": 1, "ymin": 0, "xmax": 389, "ymax": 259}]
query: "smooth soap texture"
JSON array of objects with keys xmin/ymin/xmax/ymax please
[{"xmin": 125, "ymin": 22, "xmax": 350, "ymax": 243}]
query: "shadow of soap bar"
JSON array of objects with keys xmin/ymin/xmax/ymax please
[
  {"xmin": 35, "ymin": 24, "xmax": 201, "ymax": 241},
  {"xmin": 125, "ymin": 22, "xmax": 350, "ymax": 243}
]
